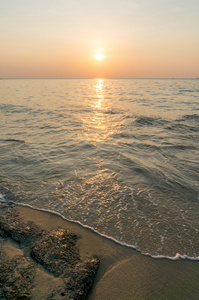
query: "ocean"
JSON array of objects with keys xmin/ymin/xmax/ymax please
[{"xmin": 0, "ymin": 78, "xmax": 199, "ymax": 259}]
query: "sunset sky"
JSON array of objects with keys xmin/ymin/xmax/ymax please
[{"xmin": 1, "ymin": 0, "xmax": 199, "ymax": 78}]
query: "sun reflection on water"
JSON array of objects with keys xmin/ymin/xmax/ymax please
[
  {"xmin": 93, "ymin": 79, "xmax": 104, "ymax": 109},
  {"xmin": 82, "ymin": 79, "xmax": 116, "ymax": 142}
]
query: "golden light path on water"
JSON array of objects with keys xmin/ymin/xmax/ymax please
[
  {"xmin": 94, "ymin": 79, "xmax": 104, "ymax": 109},
  {"xmin": 82, "ymin": 79, "xmax": 116, "ymax": 142}
]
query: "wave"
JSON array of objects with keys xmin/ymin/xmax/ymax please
[
  {"xmin": 161, "ymin": 144, "xmax": 197, "ymax": 151},
  {"xmin": 134, "ymin": 116, "xmax": 168, "ymax": 127},
  {"xmin": 149, "ymin": 253, "xmax": 199, "ymax": 261},
  {"xmin": 177, "ymin": 114, "xmax": 199, "ymax": 122},
  {"xmin": 178, "ymin": 89, "xmax": 195, "ymax": 93},
  {"xmin": 0, "ymin": 104, "xmax": 30, "ymax": 114},
  {"xmin": 165, "ymin": 123, "xmax": 199, "ymax": 132},
  {"xmin": 164, "ymin": 114, "xmax": 199, "ymax": 133},
  {"xmin": 4, "ymin": 139, "xmax": 25, "ymax": 144},
  {"xmin": 104, "ymin": 109, "xmax": 120, "ymax": 115},
  {"xmin": 0, "ymin": 103, "xmax": 51, "ymax": 117},
  {"xmin": 123, "ymin": 114, "xmax": 199, "ymax": 131},
  {"xmin": 1, "ymin": 196, "xmax": 199, "ymax": 262}
]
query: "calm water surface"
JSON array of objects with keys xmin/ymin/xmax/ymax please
[{"xmin": 0, "ymin": 79, "xmax": 199, "ymax": 259}]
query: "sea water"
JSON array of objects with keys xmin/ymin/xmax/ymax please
[{"xmin": 0, "ymin": 78, "xmax": 199, "ymax": 259}]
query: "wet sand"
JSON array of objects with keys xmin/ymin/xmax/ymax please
[{"xmin": 12, "ymin": 204, "xmax": 199, "ymax": 300}]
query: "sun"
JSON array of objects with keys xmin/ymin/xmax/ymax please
[{"xmin": 95, "ymin": 53, "xmax": 104, "ymax": 60}]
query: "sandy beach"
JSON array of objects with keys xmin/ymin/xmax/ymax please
[
  {"xmin": 1, "ymin": 0, "xmax": 199, "ymax": 296},
  {"xmin": 1, "ymin": 202, "xmax": 199, "ymax": 299}
]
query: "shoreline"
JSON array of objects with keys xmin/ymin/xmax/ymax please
[
  {"xmin": 2, "ymin": 199, "xmax": 199, "ymax": 262},
  {"xmin": 14, "ymin": 202, "xmax": 199, "ymax": 262},
  {"xmin": 1, "ymin": 202, "xmax": 199, "ymax": 299}
]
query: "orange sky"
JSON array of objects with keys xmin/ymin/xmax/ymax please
[{"xmin": 1, "ymin": 0, "xmax": 199, "ymax": 78}]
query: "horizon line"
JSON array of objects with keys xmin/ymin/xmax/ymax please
[{"xmin": 1, "ymin": 77, "xmax": 199, "ymax": 80}]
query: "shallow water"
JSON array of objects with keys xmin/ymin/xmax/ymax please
[{"xmin": 0, "ymin": 78, "xmax": 199, "ymax": 258}]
